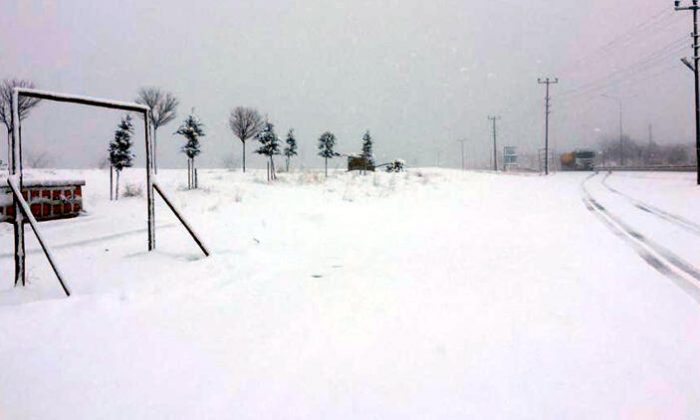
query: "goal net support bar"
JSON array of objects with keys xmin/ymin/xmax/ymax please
[{"xmin": 153, "ymin": 182, "xmax": 210, "ymax": 257}]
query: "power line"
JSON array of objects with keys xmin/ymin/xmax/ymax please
[
  {"xmin": 559, "ymin": 7, "xmax": 677, "ymax": 76},
  {"xmin": 556, "ymin": 37, "xmax": 689, "ymax": 101}
]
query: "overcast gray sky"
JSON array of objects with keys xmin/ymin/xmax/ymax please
[{"xmin": 0, "ymin": 0, "xmax": 692, "ymax": 169}]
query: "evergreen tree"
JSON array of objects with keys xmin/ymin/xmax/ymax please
[
  {"xmin": 255, "ymin": 121, "xmax": 281, "ymax": 180},
  {"xmin": 318, "ymin": 131, "xmax": 339, "ymax": 177},
  {"xmin": 361, "ymin": 130, "xmax": 374, "ymax": 165},
  {"xmin": 175, "ymin": 111, "xmax": 205, "ymax": 189},
  {"xmin": 108, "ymin": 115, "xmax": 135, "ymax": 200},
  {"xmin": 284, "ymin": 128, "xmax": 298, "ymax": 171}
]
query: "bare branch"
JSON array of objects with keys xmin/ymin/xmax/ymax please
[
  {"xmin": 0, "ymin": 79, "xmax": 41, "ymax": 132},
  {"xmin": 228, "ymin": 107, "xmax": 263, "ymax": 144},
  {"xmin": 135, "ymin": 87, "xmax": 179, "ymax": 130},
  {"xmin": 24, "ymin": 149, "xmax": 53, "ymax": 168}
]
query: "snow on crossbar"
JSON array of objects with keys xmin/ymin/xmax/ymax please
[{"xmin": 13, "ymin": 88, "xmax": 150, "ymax": 113}]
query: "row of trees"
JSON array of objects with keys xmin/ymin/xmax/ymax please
[
  {"xmin": 228, "ymin": 107, "xmax": 299, "ymax": 174},
  {"xmin": 108, "ymin": 108, "xmax": 205, "ymax": 199},
  {"xmin": 599, "ymin": 135, "xmax": 696, "ymax": 166},
  {"xmin": 0, "ymin": 80, "xmax": 372, "ymax": 178}
]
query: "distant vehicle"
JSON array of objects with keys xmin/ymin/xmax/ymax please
[{"xmin": 560, "ymin": 149, "xmax": 596, "ymax": 171}]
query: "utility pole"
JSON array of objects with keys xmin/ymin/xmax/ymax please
[
  {"xmin": 538, "ymin": 77, "xmax": 558, "ymax": 175},
  {"xmin": 675, "ymin": 0, "xmax": 700, "ymax": 184},
  {"xmin": 488, "ymin": 116, "xmax": 500, "ymax": 171},
  {"xmin": 456, "ymin": 138, "xmax": 467, "ymax": 170},
  {"xmin": 602, "ymin": 94, "xmax": 624, "ymax": 166}
]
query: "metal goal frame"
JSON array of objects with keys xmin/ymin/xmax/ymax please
[{"xmin": 9, "ymin": 88, "xmax": 208, "ymax": 295}]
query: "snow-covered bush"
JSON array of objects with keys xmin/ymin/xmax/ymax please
[
  {"xmin": 385, "ymin": 159, "xmax": 405, "ymax": 173},
  {"xmin": 123, "ymin": 183, "xmax": 143, "ymax": 198}
]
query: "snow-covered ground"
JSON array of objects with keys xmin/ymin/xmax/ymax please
[{"xmin": 1, "ymin": 168, "xmax": 699, "ymax": 419}]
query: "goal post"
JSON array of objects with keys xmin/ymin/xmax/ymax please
[{"xmin": 9, "ymin": 87, "xmax": 208, "ymax": 292}]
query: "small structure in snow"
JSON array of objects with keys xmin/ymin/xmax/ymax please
[
  {"xmin": 0, "ymin": 179, "xmax": 85, "ymax": 223},
  {"xmin": 347, "ymin": 155, "xmax": 375, "ymax": 172}
]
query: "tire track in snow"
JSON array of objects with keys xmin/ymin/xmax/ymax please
[
  {"xmin": 600, "ymin": 172, "xmax": 700, "ymax": 237},
  {"xmin": 0, "ymin": 224, "xmax": 175, "ymax": 258},
  {"xmin": 581, "ymin": 174, "xmax": 700, "ymax": 304}
]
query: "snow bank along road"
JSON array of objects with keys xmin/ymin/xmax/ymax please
[{"xmin": 0, "ymin": 169, "xmax": 699, "ymax": 419}]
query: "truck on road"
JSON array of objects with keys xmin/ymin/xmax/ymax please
[{"xmin": 560, "ymin": 149, "xmax": 597, "ymax": 171}]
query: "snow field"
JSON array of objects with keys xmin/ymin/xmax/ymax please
[{"xmin": 0, "ymin": 168, "xmax": 699, "ymax": 419}]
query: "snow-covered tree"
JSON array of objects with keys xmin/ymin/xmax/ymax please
[
  {"xmin": 135, "ymin": 87, "xmax": 179, "ymax": 174},
  {"xmin": 175, "ymin": 111, "xmax": 205, "ymax": 189},
  {"xmin": 255, "ymin": 121, "xmax": 281, "ymax": 181},
  {"xmin": 318, "ymin": 131, "xmax": 339, "ymax": 177},
  {"xmin": 361, "ymin": 130, "xmax": 374, "ymax": 164},
  {"xmin": 108, "ymin": 114, "xmax": 135, "ymax": 200},
  {"xmin": 284, "ymin": 128, "xmax": 298, "ymax": 172}
]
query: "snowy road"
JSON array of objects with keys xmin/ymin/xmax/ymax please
[
  {"xmin": 582, "ymin": 172, "xmax": 700, "ymax": 303},
  {"xmin": 0, "ymin": 169, "xmax": 699, "ymax": 419}
]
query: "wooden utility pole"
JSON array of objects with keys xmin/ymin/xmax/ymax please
[
  {"xmin": 488, "ymin": 116, "xmax": 500, "ymax": 171},
  {"xmin": 538, "ymin": 77, "xmax": 558, "ymax": 175},
  {"xmin": 675, "ymin": 0, "xmax": 700, "ymax": 184},
  {"xmin": 456, "ymin": 139, "xmax": 467, "ymax": 170}
]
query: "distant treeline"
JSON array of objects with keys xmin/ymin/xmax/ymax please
[{"xmin": 599, "ymin": 135, "xmax": 697, "ymax": 166}]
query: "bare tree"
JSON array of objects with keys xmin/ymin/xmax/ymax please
[
  {"xmin": 0, "ymin": 79, "xmax": 41, "ymax": 167},
  {"xmin": 135, "ymin": 87, "xmax": 179, "ymax": 174},
  {"xmin": 228, "ymin": 107, "xmax": 263, "ymax": 172},
  {"xmin": 24, "ymin": 149, "xmax": 54, "ymax": 168}
]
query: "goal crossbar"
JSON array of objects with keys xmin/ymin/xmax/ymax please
[{"xmin": 9, "ymin": 87, "xmax": 209, "ymax": 293}]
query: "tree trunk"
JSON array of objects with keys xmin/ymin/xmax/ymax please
[
  {"xmin": 115, "ymin": 170, "xmax": 120, "ymax": 200},
  {"xmin": 187, "ymin": 159, "xmax": 191, "ymax": 189},
  {"xmin": 242, "ymin": 141, "xmax": 246, "ymax": 173},
  {"xmin": 286, "ymin": 156, "xmax": 290, "ymax": 172},
  {"xmin": 270, "ymin": 156, "xmax": 276, "ymax": 180},
  {"xmin": 191, "ymin": 158, "xmax": 196, "ymax": 189},
  {"xmin": 325, "ymin": 157, "xmax": 328, "ymax": 177},
  {"xmin": 110, "ymin": 165, "xmax": 114, "ymax": 201}
]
